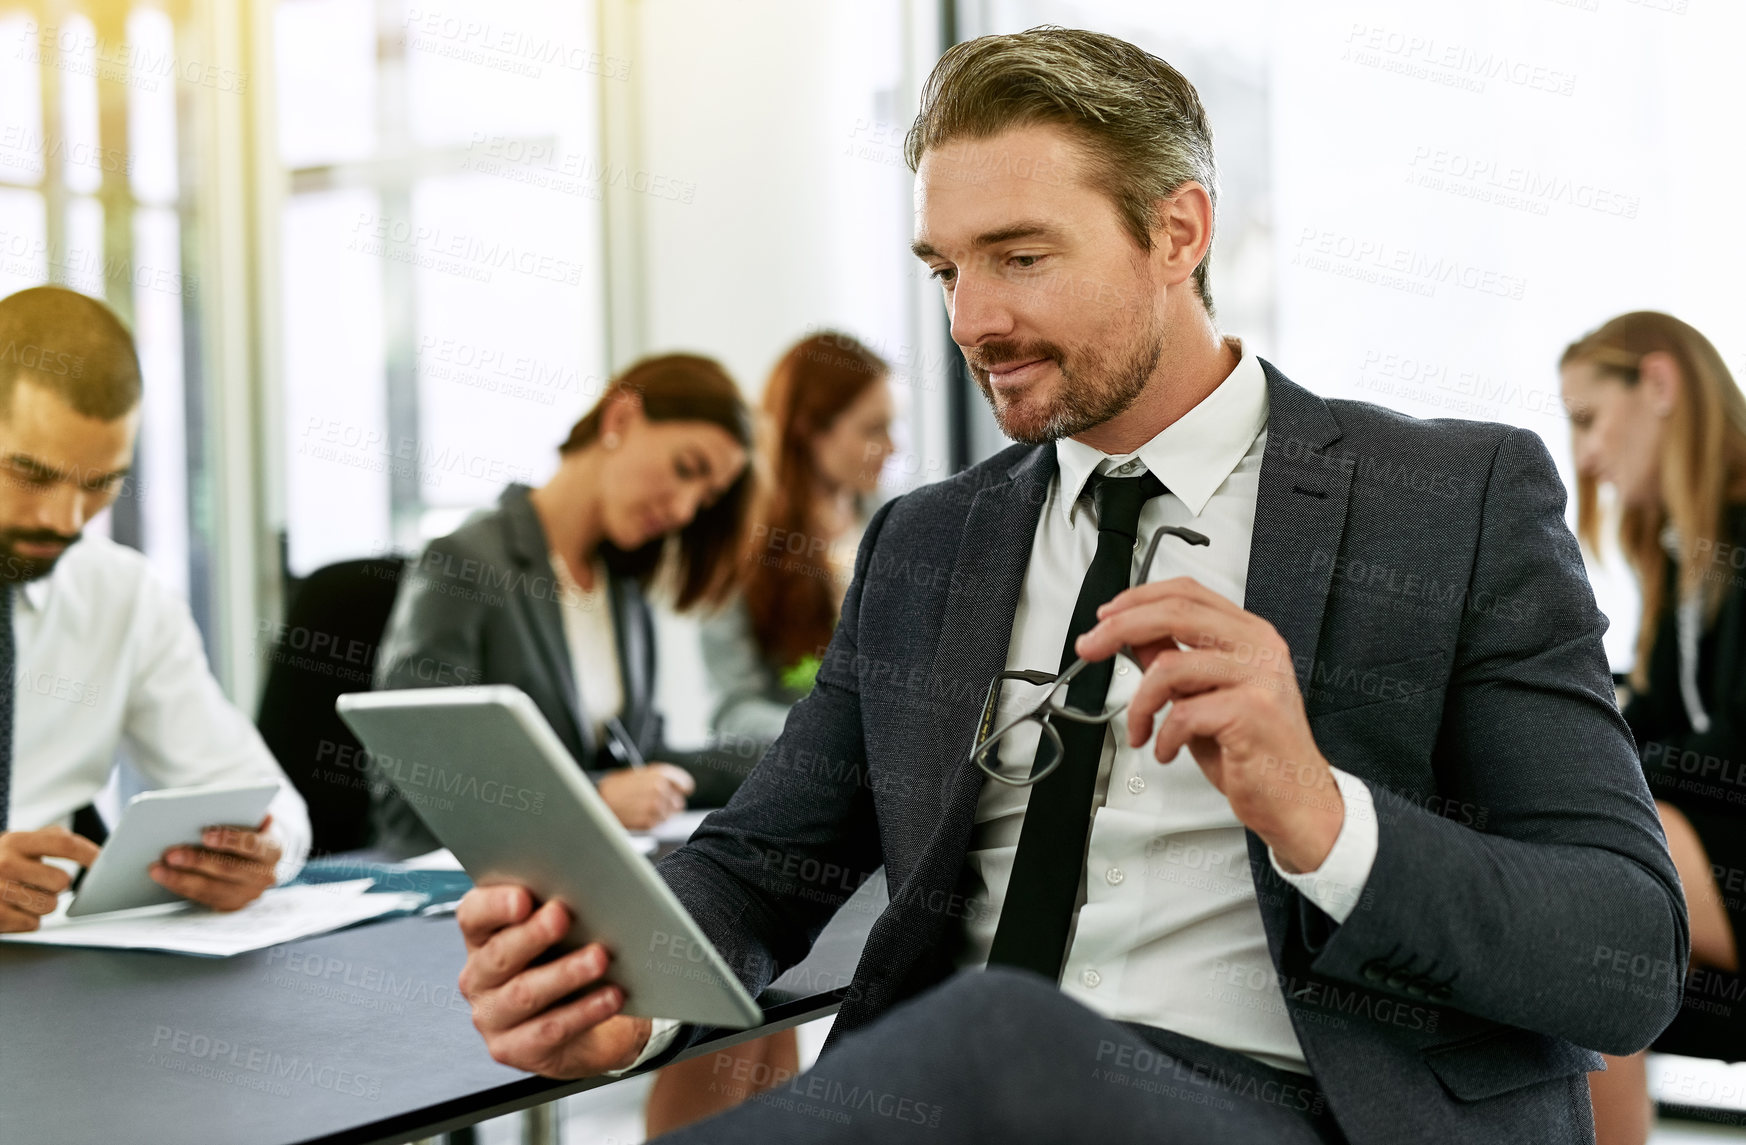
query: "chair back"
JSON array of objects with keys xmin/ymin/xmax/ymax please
[{"xmin": 256, "ymin": 557, "xmax": 406, "ymax": 854}]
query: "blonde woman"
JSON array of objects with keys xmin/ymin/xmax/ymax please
[{"xmin": 1561, "ymin": 312, "xmax": 1746, "ymax": 1145}]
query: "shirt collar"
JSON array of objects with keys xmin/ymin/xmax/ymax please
[
  {"xmin": 12, "ymin": 535, "xmax": 89, "ymax": 612},
  {"xmin": 1054, "ymin": 337, "xmax": 1269, "ymax": 524},
  {"xmin": 18, "ymin": 572, "xmax": 51, "ymax": 611}
]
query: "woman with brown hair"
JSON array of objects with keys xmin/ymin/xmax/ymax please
[
  {"xmin": 373, "ymin": 353, "xmax": 757, "ymax": 852},
  {"xmin": 703, "ymin": 330, "xmax": 897, "ymax": 750},
  {"xmin": 1561, "ymin": 312, "xmax": 1746, "ymax": 1145},
  {"xmin": 642, "ymin": 332, "xmax": 894, "ymax": 1136}
]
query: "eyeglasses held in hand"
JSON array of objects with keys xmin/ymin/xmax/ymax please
[{"xmin": 969, "ymin": 524, "xmax": 1211, "ymax": 787}]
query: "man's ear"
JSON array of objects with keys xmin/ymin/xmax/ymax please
[
  {"xmin": 1639, "ymin": 351, "xmax": 1682, "ymax": 416},
  {"xmin": 1149, "ymin": 182, "xmax": 1214, "ymax": 290}
]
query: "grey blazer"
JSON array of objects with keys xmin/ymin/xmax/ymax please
[
  {"xmin": 653, "ymin": 362, "xmax": 1689, "ymax": 1144},
  {"xmin": 370, "ymin": 484, "xmax": 746, "ymax": 855},
  {"xmin": 699, "ymin": 599, "xmax": 808, "ymax": 749}
]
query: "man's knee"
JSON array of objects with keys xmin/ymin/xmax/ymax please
[{"xmin": 927, "ymin": 966, "xmax": 1071, "ymax": 1024}]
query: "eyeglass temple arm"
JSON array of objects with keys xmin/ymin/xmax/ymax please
[
  {"xmin": 1114, "ymin": 525, "xmax": 1213, "ymax": 661},
  {"xmin": 1136, "ymin": 524, "xmax": 1210, "ymax": 582},
  {"xmin": 976, "ymin": 668, "xmax": 1062, "ymax": 740}
]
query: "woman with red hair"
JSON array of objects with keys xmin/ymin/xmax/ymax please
[
  {"xmin": 706, "ymin": 331, "xmax": 896, "ymax": 750},
  {"xmin": 643, "ymin": 331, "xmax": 893, "ymax": 1136}
]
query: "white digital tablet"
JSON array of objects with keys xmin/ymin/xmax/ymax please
[
  {"xmin": 336, "ymin": 685, "xmax": 763, "ymax": 1029},
  {"xmin": 66, "ymin": 781, "xmax": 280, "ymax": 917}
]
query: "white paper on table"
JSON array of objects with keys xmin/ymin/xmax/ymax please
[
  {"xmin": 400, "ymin": 847, "xmax": 466, "ymax": 871},
  {"xmin": 0, "ymin": 879, "xmax": 426, "ymax": 957},
  {"xmin": 646, "ymin": 808, "xmax": 710, "ymax": 846}
]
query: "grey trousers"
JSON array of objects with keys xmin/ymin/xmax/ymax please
[{"xmin": 653, "ymin": 966, "xmax": 1347, "ymax": 1144}]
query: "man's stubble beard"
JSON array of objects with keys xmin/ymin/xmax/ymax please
[
  {"xmin": 969, "ymin": 316, "xmax": 1166, "ymax": 446},
  {"xmin": 0, "ymin": 528, "xmax": 80, "ymax": 584}
]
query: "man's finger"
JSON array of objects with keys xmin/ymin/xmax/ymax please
[
  {"xmin": 457, "ymin": 884, "xmax": 536, "ymax": 949},
  {"xmin": 460, "ymin": 899, "xmax": 571, "ymax": 995},
  {"xmin": 1127, "ymin": 648, "xmax": 1270, "ymax": 747},
  {"xmin": 3, "ymin": 826, "xmax": 102, "ymax": 868},
  {"xmin": 1077, "ymin": 595, "xmax": 1243, "ymax": 662},
  {"xmin": 0, "ymin": 901, "xmax": 44, "ymax": 932},
  {"xmin": 0, "ymin": 877, "xmax": 60, "ymax": 915},
  {"xmin": 199, "ymin": 825, "xmax": 282, "ymax": 867},
  {"xmin": 1153, "ymin": 690, "xmax": 1242, "ymax": 765},
  {"xmin": 472, "ymin": 942, "xmax": 613, "ymax": 1034},
  {"xmin": 149, "ymin": 863, "xmax": 256, "ymax": 909},
  {"xmin": 161, "ymin": 846, "xmax": 274, "ymax": 885},
  {"xmin": 1099, "ymin": 575, "xmax": 1243, "ymax": 619},
  {"xmin": 485, "ymin": 982, "xmax": 626, "ymax": 1073},
  {"xmin": 0, "ymin": 856, "xmax": 74, "ymax": 896}
]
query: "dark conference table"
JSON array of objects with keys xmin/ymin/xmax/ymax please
[{"xmin": 0, "ymin": 876, "xmax": 882, "ymax": 1145}]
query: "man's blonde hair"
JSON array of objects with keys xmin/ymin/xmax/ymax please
[{"xmin": 904, "ymin": 26, "xmax": 1220, "ymax": 313}]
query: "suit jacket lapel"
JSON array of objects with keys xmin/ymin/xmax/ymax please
[
  {"xmin": 895, "ymin": 447, "xmax": 1055, "ymax": 923},
  {"xmin": 499, "ymin": 484, "xmax": 594, "ymax": 759},
  {"xmin": 1242, "ymin": 361, "xmax": 1353, "ymax": 956}
]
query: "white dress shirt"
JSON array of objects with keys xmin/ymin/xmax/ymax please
[
  {"xmin": 548, "ymin": 552, "xmax": 624, "ymax": 741},
  {"xmin": 625, "ymin": 341, "xmax": 1376, "ymax": 1074},
  {"xmin": 953, "ymin": 342, "xmax": 1376, "ymax": 1073},
  {"xmin": 7, "ymin": 532, "xmax": 311, "ymax": 882}
]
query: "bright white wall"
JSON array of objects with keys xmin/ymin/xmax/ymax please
[
  {"xmin": 635, "ymin": 0, "xmax": 937, "ymax": 744},
  {"xmin": 637, "ymin": 0, "xmax": 916, "ymax": 402}
]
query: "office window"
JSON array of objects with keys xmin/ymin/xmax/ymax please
[
  {"xmin": 275, "ymin": 0, "xmax": 608, "ymax": 575},
  {"xmin": 0, "ymin": 4, "xmax": 205, "ymax": 615}
]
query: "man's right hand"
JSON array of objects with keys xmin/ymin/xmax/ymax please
[
  {"xmin": 597, "ymin": 764, "xmax": 695, "ymax": 831},
  {"xmin": 0, "ymin": 826, "xmax": 102, "ymax": 932},
  {"xmin": 456, "ymin": 884, "xmax": 653, "ymax": 1078}
]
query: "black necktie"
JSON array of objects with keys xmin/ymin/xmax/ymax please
[
  {"xmin": 986, "ymin": 469, "xmax": 1166, "ymax": 981},
  {"xmin": 1, "ymin": 585, "xmax": 13, "ymax": 832}
]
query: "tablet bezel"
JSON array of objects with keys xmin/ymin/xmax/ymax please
[
  {"xmin": 336, "ymin": 685, "xmax": 763, "ymax": 1030},
  {"xmin": 66, "ymin": 781, "xmax": 280, "ymax": 917}
]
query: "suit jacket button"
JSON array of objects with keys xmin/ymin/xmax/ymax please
[
  {"xmin": 1428, "ymin": 985, "xmax": 1453, "ymax": 1004},
  {"xmin": 1361, "ymin": 960, "xmax": 1386, "ymax": 983}
]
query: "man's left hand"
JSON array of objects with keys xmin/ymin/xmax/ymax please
[
  {"xmin": 1076, "ymin": 577, "xmax": 1343, "ymax": 873},
  {"xmin": 149, "ymin": 814, "xmax": 281, "ymax": 910}
]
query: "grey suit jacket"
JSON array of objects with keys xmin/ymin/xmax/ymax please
[
  {"xmin": 653, "ymin": 362, "xmax": 1688, "ymax": 1144},
  {"xmin": 370, "ymin": 484, "xmax": 745, "ymax": 855}
]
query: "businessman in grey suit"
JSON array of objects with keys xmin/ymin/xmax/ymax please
[{"xmin": 451, "ymin": 29, "xmax": 1687, "ymax": 1144}]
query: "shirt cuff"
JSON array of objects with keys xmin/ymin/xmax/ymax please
[
  {"xmin": 604, "ymin": 1017, "xmax": 683, "ymax": 1076},
  {"xmin": 1268, "ymin": 767, "xmax": 1377, "ymax": 924},
  {"xmin": 264, "ymin": 815, "xmax": 308, "ymax": 885}
]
